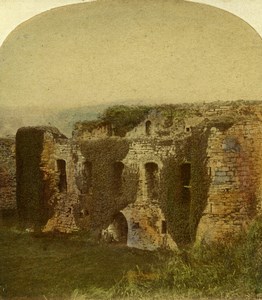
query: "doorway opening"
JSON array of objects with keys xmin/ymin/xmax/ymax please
[{"xmin": 103, "ymin": 212, "xmax": 128, "ymax": 244}]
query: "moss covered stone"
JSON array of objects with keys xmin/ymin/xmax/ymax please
[
  {"xmin": 80, "ymin": 138, "xmax": 139, "ymax": 230},
  {"xmin": 160, "ymin": 124, "xmax": 211, "ymax": 248},
  {"xmin": 16, "ymin": 127, "xmax": 45, "ymax": 229}
]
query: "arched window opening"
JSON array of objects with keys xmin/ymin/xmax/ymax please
[
  {"xmin": 57, "ymin": 159, "xmax": 67, "ymax": 193},
  {"xmin": 145, "ymin": 120, "xmax": 152, "ymax": 136},
  {"xmin": 113, "ymin": 161, "xmax": 124, "ymax": 191},
  {"xmin": 82, "ymin": 161, "xmax": 92, "ymax": 194},
  {"xmin": 145, "ymin": 162, "xmax": 159, "ymax": 200}
]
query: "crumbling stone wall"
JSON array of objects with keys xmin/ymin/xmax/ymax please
[
  {"xmin": 14, "ymin": 101, "xmax": 262, "ymax": 250},
  {"xmin": 159, "ymin": 131, "xmax": 210, "ymax": 248},
  {"xmin": 40, "ymin": 131, "xmax": 79, "ymax": 233},
  {"xmin": 197, "ymin": 119, "xmax": 262, "ymax": 242},
  {"xmin": 16, "ymin": 127, "xmax": 79, "ymax": 231},
  {"xmin": 0, "ymin": 138, "xmax": 16, "ymax": 211},
  {"xmin": 119, "ymin": 113, "xmax": 211, "ymax": 249},
  {"xmin": 120, "ymin": 138, "xmax": 177, "ymax": 250},
  {"xmin": 78, "ymin": 138, "xmax": 139, "ymax": 235}
]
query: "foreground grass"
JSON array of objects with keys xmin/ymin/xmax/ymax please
[
  {"xmin": 1, "ymin": 218, "xmax": 262, "ymax": 299},
  {"xmin": 0, "ymin": 228, "xmax": 160, "ymax": 299}
]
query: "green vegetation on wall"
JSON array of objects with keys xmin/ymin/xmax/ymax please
[
  {"xmin": 73, "ymin": 105, "xmax": 151, "ymax": 138},
  {"xmin": 16, "ymin": 128, "xmax": 45, "ymax": 229},
  {"xmin": 75, "ymin": 103, "xmax": 203, "ymax": 137},
  {"xmin": 80, "ymin": 138, "xmax": 138, "ymax": 230},
  {"xmin": 160, "ymin": 137, "xmax": 192, "ymax": 247},
  {"xmin": 160, "ymin": 124, "xmax": 211, "ymax": 248},
  {"xmin": 74, "ymin": 120, "xmax": 111, "ymax": 135},
  {"xmin": 189, "ymin": 125, "xmax": 211, "ymax": 240},
  {"xmin": 98, "ymin": 105, "xmax": 151, "ymax": 136},
  {"xmin": 156, "ymin": 103, "xmax": 202, "ymax": 126}
]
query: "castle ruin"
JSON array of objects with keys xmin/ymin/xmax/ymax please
[{"xmin": 1, "ymin": 101, "xmax": 262, "ymax": 250}]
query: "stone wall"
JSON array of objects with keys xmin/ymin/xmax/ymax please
[
  {"xmin": 16, "ymin": 127, "xmax": 80, "ymax": 231},
  {"xmin": 197, "ymin": 120, "xmax": 262, "ymax": 242},
  {"xmin": 77, "ymin": 138, "xmax": 138, "ymax": 235},
  {"xmin": 41, "ymin": 131, "xmax": 79, "ymax": 233},
  {"xmin": 0, "ymin": 138, "xmax": 16, "ymax": 211},
  {"xmin": 13, "ymin": 101, "xmax": 262, "ymax": 250},
  {"xmin": 120, "ymin": 138, "xmax": 177, "ymax": 250}
]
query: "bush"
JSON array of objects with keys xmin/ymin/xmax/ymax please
[
  {"xmin": 99, "ymin": 105, "xmax": 151, "ymax": 136},
  {"xmin": 111, "ymin": 218, "xmax": 262, "ymax": 299}
]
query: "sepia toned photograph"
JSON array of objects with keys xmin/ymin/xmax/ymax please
[{"xmin": 0, "ymin": 0, "xmax": 262, "ymax": 299}]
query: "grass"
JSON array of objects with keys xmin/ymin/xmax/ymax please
[
  {"xmin": 0, "ymin": 227, "xmax": 159, "ymax": 299},
  {"xmin": 1, "ymin": 218, "xmax": 262, "ymax": 299}
]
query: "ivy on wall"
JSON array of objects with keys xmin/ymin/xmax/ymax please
[
  {"xmin": 79, "ymin": 138, "xmax": 139, "ymax": 231},
  {"xmin": 16, "ymin": 102, "xmax": 252, "ymax": 239},
  {"xmin": 189, "ymin": 125, "xmax": 211, "ymax": 241},
  {"xmin": 159, "ymin": 124, "xmax": 212, "ymax": 248},
  {"xmin": 160, "ymin": 137, "xmax": 192, "ymax": 247},
  {"xmin": 16, "ymin": 128, "xmax": 45, "ymax": 229},
  {"xmin": 73, "ymin": 105, "xmax": 151, "ymax": 138},
  {"xmin": 16, "ymin": 127, "xmax": 66, "ymax": 230},
  {"xmin": 98, "ymin": 105, "xmax": 151, "ymax": 137}
]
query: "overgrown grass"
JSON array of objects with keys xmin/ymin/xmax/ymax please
[
  {"xmin": 1, "ymin": 217, "xmax": 262, "ymax": 299},
  {"xmin": 0, "ymin": 227, "xmax": 158, "ymax": 299}
]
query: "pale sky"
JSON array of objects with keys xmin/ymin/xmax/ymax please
[
  {"xmin": 0, "ymin": 0, "xmax": 261, "ymax": 136},
  {"xmin": 0, "ymin": 0, "xmax": 261, "ymax": 47}
]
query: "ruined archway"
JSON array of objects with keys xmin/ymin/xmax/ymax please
[{"xmin": 103, "ymin": 212, "xmax": 128, "ymax": 244}]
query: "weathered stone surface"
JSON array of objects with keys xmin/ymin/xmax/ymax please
[
  {"xmin": 0, "ymin": 138, "xmax": 16, "ymax": 211},
  {"xmin": 11, "ymin": 101, "xmax": 262, "ymax": 249},
  {"xmin": 196, "ymin": 119, "xmax": 262, "ymax": 242}
]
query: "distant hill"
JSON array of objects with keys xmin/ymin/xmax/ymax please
[
  {"xmin": 47, "ymin": 104, "xmax": 109, "ymax": 136},
  {"xmin": 0, "ymin": 103, "xmax": 110, "ymax": 138}
]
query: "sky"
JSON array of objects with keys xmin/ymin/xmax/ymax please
[
  {"xmin": 0, "ymin": 0, "xmax": 261, "ymax": 136},
  {"xmin": 0, "ymin": 0, "xmax": 261, "ymax": 47}
]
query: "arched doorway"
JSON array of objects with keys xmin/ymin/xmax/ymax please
[{"xmin": 103, "ymin": 212, "xmax": 128, "ymax": 244}]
